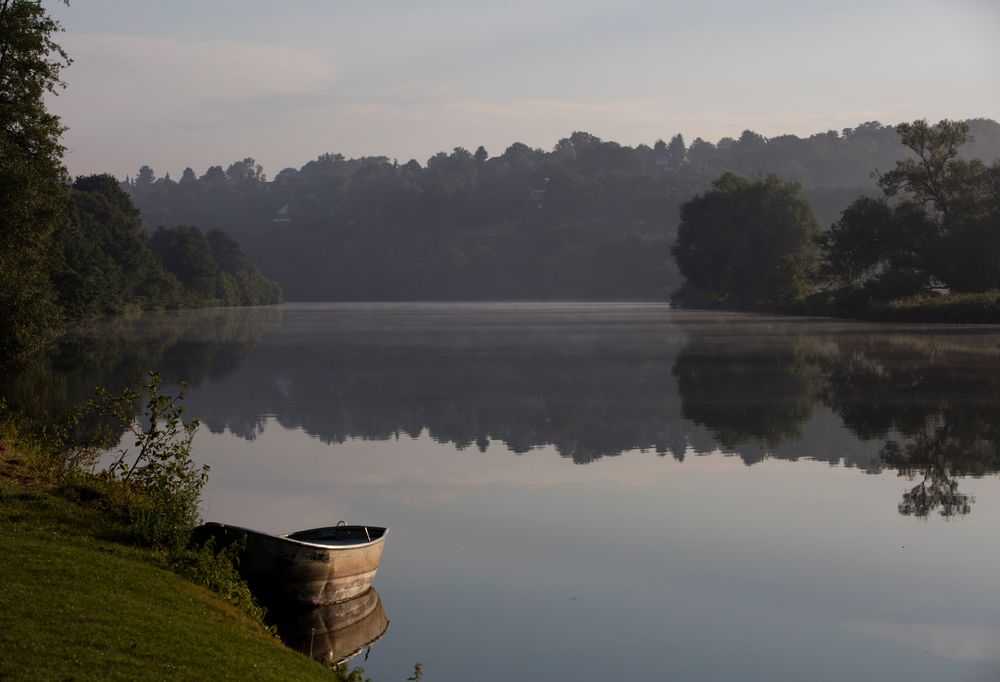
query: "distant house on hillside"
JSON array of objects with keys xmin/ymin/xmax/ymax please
[{"xmin": 272, "ymin": 204, "xmax": 292, "ymax": 225}]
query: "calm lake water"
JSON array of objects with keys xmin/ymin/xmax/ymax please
[{"xmin": 9, "ymin": 302, "xmax": 1000, "ymax": 681}]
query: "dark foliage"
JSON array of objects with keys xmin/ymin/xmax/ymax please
[
  {"xmin": 54, "ymin": 175, "xmax": 181, "ymax": 316},
  {"xmin": 125, "ymin": 121, "xmax": 1000, "ymax": 302},
  {"xmin": 671, "ymin": 173, "xmax": 821, "ymax": 309},
  {"xmin": 821, "ymin": 120, "xmax": 1000, "ymax": 306},
  {"xmin": 0, "ymin": 0, "xmax": 70, "ymax": 361},
  {"xmin": 53, "ymin": 175, "xmax": 281, "ymax": 316},
  {"xmin": 0, "ymin": 3, "xmax": 280, "ymax": 369},
  {"xmin": 149, "ymin": 224, "xmax": 282, "ymax": 306}
]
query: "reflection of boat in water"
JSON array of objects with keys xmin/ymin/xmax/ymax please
[
  {"xmin": 270, "ymin": 588, "xmax": 389, "ymax": 666},
  {"xmin": 197, "ymin": 522, "xmax": 388, "ymax": 604}
]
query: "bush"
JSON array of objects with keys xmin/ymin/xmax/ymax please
[
  {"xmin": 1, "ymin": 376, "xmax": 295, "ymax": 642},
  {"xmin": 91, "ymin": 371, "xmax": 207, "ymax": 550},
  {"xmin": 170, "ymin": 536, "xmax": 265, "ymax": 621}
]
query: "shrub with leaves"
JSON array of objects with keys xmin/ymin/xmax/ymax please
[
  {"xmin": 90, "ymin": 371, "xmax": 207, "ymax": 549},
  {"xmin": 170, "ymin": 536, "xmax": 265, "ymax": 621}
]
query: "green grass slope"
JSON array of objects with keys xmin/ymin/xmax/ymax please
[{"xmin": 0, "ymin": 482, "xmax": 334, "ymax": 682}]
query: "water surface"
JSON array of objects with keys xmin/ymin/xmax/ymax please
[{"xmin": 9, "ymin": 303, "xmax": 1000, "ymax": 681}]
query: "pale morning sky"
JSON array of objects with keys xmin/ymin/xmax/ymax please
[{"xmin": 45, "ymin": 0, "xmax": 1000, "ymax": 179}]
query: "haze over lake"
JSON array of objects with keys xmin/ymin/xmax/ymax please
[{"xmin": 8, "ymin": 302, "xmax": 1000, "ymax": 681}]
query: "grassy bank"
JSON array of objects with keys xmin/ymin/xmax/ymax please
[
  {"xmin": 0, "ymin": 480, "xmax": 335, "ymax": 681},
  {"xmin": 735, "ymin": 290, "xmax": 1000, "ymax": 324},
  {"xmin": 865, "ymin": 291, "xmax": 1000, "ymax": 323},
  {"xmin": 0, "ymin": 392, "xmax": 366, "ymax": 681}
]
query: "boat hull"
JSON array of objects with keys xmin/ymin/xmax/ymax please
[{"xmin": 198, "ymin": 522, "xmax": 387, "ymax": 605}]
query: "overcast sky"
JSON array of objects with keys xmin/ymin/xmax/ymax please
[{"xmin": 46, "ymin": 0, "xmax": 1000, "ymax": 179}]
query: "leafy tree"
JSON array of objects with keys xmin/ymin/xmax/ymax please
[
  {"xmin": 671, "ymin": 172, "xmax": 821, "ymax": 309},
  {"xmin": 822, "ymin": 120, "xmax": 1000, "ymax": 300},
  {"xmin": 54, "ymin": 175, "xmax": 181, "ymax": 316},
  {"xmin": 818, "ymin": 196, "xmax": 933, "ymax": 301},
  {"xmin": 877, "ymin": 119, "xmax": 971, "ymax": 217},
  {"xmin": 0, "ymin": 0, "xmax": 70, "ymax": 364},
  {"xmin": 735, "ymin": 129, "xmax": 766, "ymax": 151},
  {"xmin": 664, "ymin": 133, "xmax": 686, "ymax": 169},
  {"xmin": 200, "ymin": 165, "xmax": 226, "ymax": 186},
  {"xmin": 685, "ymin": 137, "xmax": 716, "ymax": 171},
  {"xmin": 225, "ymin": 157, "xmax": 265, "ymax": 188},
  {"xmin": 149, "ymin": 225, "xmax": 219, "ymax": 301},
  {"xmin": 206, "ymin": 229, "xmax": 247, "ymax": 274},
  {"xmin": 273, "ymin": 167, "xmax": 298, "ymax": 185},
  {"xmin": 207, "ymin": 229, "xmax": 281, "ymax": 305},
  {"xmin": 820, "ymin": 196, "xmax": 894, "ymax": 288},
  {"xmin": 135, "ymin": 164, "xmax": 156, "ymax": 187},
  {"xmin": 881, "ymin": 121, "xmax": 1000, "ymax": 291}
]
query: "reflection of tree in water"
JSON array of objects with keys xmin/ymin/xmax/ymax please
[
  {"xmin": 875, "ymin": 413, "xmax": 1000, "ymax": 518},
  {"xmin": 820, "ymin": 335, "xmax": 1000, "ymax": 517},
  {"xmin": 184, "ymin": 312, "xmax": 871, "ymax": 468},
  {"xmin": 1, "ymin": 306, "xmax": 283, "ymax": 429},
  {"xmin": 674, "ymin": 325, "xmax": 1000, "ymax": 517},
  {"xmin": 671, "ymin": 337, "xmax": 823, "ymax": 458},
  {"xmin": 8, "ymin": 305, "xmax": 1000, "ymax": 518},
  {"xmin": 5, "ymin": 305, "xmax": 704, "ymax": 462},
  {"xmin": 187, "ymin": 339, "xmax": 691, "ymax": 463},
  {"xmin": 880, "ymin": 436, "xmax": 971, "ymax": 518}
]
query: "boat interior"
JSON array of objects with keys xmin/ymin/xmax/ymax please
[{"xmin": 286, "ymin": 525, "xmax": 387, "ymax": 546}]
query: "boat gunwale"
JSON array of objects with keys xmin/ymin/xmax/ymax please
[{"xmin": 212, "ymin": 523, "xmax": 389, "ymax": 551}]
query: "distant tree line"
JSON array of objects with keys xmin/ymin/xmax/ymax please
[
  {"xmin": 57, "ymin": 175, "xmax": 281, "ymax": 319},
  {"xmin": 125, "ymin": 121, "xmax": 1000, "ymax": 303},
  {"xmin": 0, "ymin": 2, "xmax": 280, "ymax": 367},
  {"xmin": 671, "ymin": 120, "xmax": 1000, "ymax": 316}
]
